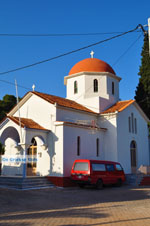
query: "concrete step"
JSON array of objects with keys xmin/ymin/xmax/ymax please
[
  {"xmin": 0, "ymin": 176, "xmax": 54, "ymax": 189},
  {"xmin": 125, "ymin": 174, "xmax": 144, "ymax": 185}
]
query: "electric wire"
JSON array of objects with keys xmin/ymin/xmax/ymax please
[
  {"xmin": 0, "ymin": 79, "xmax": 30, "ymax": 91},
  {"xmin": 0, "ymin": 31, "xmax": 141, "ymax": 37},
  {"xmin": 112, "ymin": 33, "xmax": 143, "ymax": 66},
  {"xmin": 0, "ymin": 25, "xmax": 141, "ymax": 76},
  {"xmin": 74, "ymin": 32, "xmax": 143, "ymax": 105}
]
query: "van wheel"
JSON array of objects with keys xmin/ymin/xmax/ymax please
[
  {"xmin": 116, "ymin": 179, "xmax": 122, "ymax": 187},
  {"xmin": 96, "ymin": 179, "xmax": 103, "ymax": 190}
]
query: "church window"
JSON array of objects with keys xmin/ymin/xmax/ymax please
[
  {"xmin": 93, "ymin": 79, "xmax": 98, "ymax": 92},
  {"xmin": 77, "ymin": 136, "xmax": 80, "ymax": 156},
  {"xmin": 74, "ymin": 81, "xmax": 78, "ymax": 94},
  {"xmin": 112, "ymin": 82, "xmax": 115, "ymax": 95},
  {"xmin": 130, "ymin": 140, "xmax": 137, "ymax": 167},
  {"xmin": 131, "ymin": 113, "xmax": 134, "ymax": 133},
  {"xmin": 128, "ymin": 117, "xmax": 131, "ymax": 133},
  {"xmin": 128, "ymin": 113, "xmax": 137, "ymax": 134},
  {"xmin": 135, "ymin": 118, "xmax": 137, "ymax": 134},
  {"xmin": 96, "ymin": 138, "xmax": 99, "ymax": 157}
]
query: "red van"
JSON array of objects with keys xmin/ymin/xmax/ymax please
[{"xmin": 71, "ymin": 159, "xmax": 125, "ymax": 189}]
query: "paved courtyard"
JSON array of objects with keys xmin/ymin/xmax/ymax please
[{"xmin": 0, "ymin": 185, "xmax": 150, "ymax": 226}]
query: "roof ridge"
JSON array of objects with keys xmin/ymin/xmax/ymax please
[
  {"xmin": 101, "ymin": 100, "xmax": 135, "ymax": 114},
  {"xmin": 32, "ymin": 91, "xmax": 85, "ymax": 104},
  {"xmin": 119, "ymin": 99, "xmax": 133, "ymax": 102},
  {"xmin": 31, "ymin": 91, "xmax": 96, "ymax": 114},
  {"xmin": 32, "ymin": 91, "xmax": 64, "ymax": 99}
]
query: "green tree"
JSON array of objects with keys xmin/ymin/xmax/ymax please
[
  {"xmin": 0, "ymin": 94, "xmax": 17, "ymax": 121},
  {"xmin": 135, "ymin": 33, "xmax": 150, "ymax": 119}
]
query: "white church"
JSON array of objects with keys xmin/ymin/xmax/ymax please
[{"xmin": 0, "ymin": 54, "xmax": 150, "ymax": 186}]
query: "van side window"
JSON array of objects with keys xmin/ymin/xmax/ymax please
[
  {"xmin": 115, "ymin": 164, "xmax": 123, "ymax": 171},
  {"xmin": 92, "ymin": 163, "xmax": 106, "ymax": 171},
  {"xmin": 106, "ymin": 164, "xmax": 115, "ymax": 172}
]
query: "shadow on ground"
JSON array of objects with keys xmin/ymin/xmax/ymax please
[{"xmin": 0, "ymin": 185, "xmax": 150, "ymax": 225}]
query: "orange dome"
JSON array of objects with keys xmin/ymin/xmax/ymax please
[{"xmin": 69, "ymin": 58, "xmax": 115, "ymax": 75}]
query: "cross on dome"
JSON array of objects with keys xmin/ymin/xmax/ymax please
[{"xmin": 90, "ymin": 51, "xmax": 94, "ymax": 58}]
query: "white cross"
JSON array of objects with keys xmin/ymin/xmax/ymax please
[
  {"xmin": 90, "ymin": 51, "xmax": 94, "ymax": 58},
  {"xmin": 32, "ymin": 84, "xmax": 35, "ymax": 91}
]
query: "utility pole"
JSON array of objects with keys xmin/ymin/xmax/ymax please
[{"xmin": 148, "ymin": 18, "xmax": 150, "ymax": 56}]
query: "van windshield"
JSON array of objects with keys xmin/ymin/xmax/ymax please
[{"xmin": 74, "ymin": 162, "xmax": 89, "ymax": 171}]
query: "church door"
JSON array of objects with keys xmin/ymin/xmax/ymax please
[
  {"xmin": 130, "ymin": 141, "xmax": 137, "ymax": 174},
  {"xmin": 27, "ymin": 138, "xmax": 37, "ymax": 176}
]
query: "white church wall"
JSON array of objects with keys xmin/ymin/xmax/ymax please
[
  {"xmin": 14, "ymin": 94, "xmax": 56, "ymax": 130},
  {"xmin": 99, "ymin": 76, "xmax": 120, "ymax": 112},
  {"xmin": 2, "ymin": 137, "xmax": 23, "ymax": 176},
  {"xmin": 49, "ymin": 124, "xmax": 64, "ymax": 177},
  {"xmin": 106, "ymin": 76, "xmax": 119, "ymax": 102},
  {"xmin": 117, "ymin": 104, "xmax": 149, "ymax": 174},
  {"xmin": 63, "ymin": 125, "xmax": 105, "ymax": 177},
  {"xmin": 25, "ymin": 129, "xmax": 50, "ymax": 176},
  {"xmin": 65, "ymin": 72, "xmax": 120, "ymax": 113},
  {"xmin": 36, "ymin": 144, "xmax": 50, "ymax": 176},
  {"xmin": 56, "ymin": 107, "xmax": 97, "ymax": 125},
  {"xmin": 100, "ymin": 114, "xmax": 118, "ymax": 161},
  {"xmin": 66, "ymin": 74, "xmax": 85, "ymax": 100},
  {"xmin": 84, "ymin": 74, "xmax": 107, "ymax": 99},
  {"xmin": 70, "ymin": 96, "xmax": 101, "ymax": 113}
]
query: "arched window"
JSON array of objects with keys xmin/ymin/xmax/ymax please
[
  {"xmin": 130, "ymin": 140, "xmax": 137, "ymax": 170},
  {"xmin": 77, "ymin": 136, "xmax": 80, "ymax": 156},
  {"xmin": 96, "ymin": 138, "xmax": 99, "ymax": 157},
  {"xmin": 112, "ymin": 82, "xmax": 114, "ymax": 95},
  {"xmin": 93, "ymin": 79, "xmax": 98, "ymax": 92},
  {"xmin": 131, "ymin": 113, "xmax": 134, "ymax": 133},
  {"xmin": 128, "ymin": 116, "xmax": 131, "ymax": 133},
  {"xmin": 128, "ymin": 113, "xmax": 137, "ymax": 134},
  {"xmin": 31, "ymin": 137, "xmax": 37, "ymax": 146},
  {"xmin": 74, "ymin": 81, "xmax": 78, "ymax": 94}
]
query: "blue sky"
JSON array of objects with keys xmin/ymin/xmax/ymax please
[{"xmin": 0, "ymin": 0, "xmax": 149, "ymax": 101}]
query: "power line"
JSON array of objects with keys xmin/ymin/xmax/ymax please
[
  {"xmin": 112, "ymin": 33, "xmax": 143, "ymax": 67},
  {"xmin": 0, "ymin": 31, "xmax": 141, "ymax": 37},
  {"xmin": 0, "ymin": 79, "xmax": 30, "ymax": 90},
  {"xmin": 0, "ymin": 25, "xmax": 142, "ymax": 76}
]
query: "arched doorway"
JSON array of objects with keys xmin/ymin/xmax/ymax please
[
  {"xmin": 27, "ymin": 138, "xmax": 37, "ymax": 176},
  {"xmin": 0, "ymin": 127, "xmax": 20, "ymax": 176},
  {"xmin": 130, "ymin": 140, "xmax": 137, "ymax": 173}
]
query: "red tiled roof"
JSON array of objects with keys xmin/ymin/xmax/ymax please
[
  {"xmin": 8, "ymin": 116, "xmax": 48, "ymax": 131},
  {"xmin": 101, "ymin": 100, "xmax": 135, "ymax": 114},
  {"xmin": 32, "ymin": 91, "xmax": 96, "ymax": 114}
]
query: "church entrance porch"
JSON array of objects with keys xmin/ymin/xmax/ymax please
[{"xmin": 26, "ymin": 138, "xmax": 37, "ymax": 176}]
